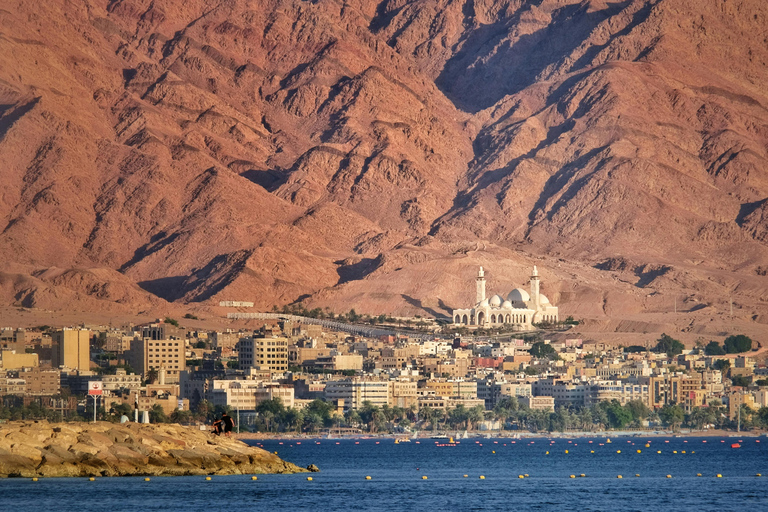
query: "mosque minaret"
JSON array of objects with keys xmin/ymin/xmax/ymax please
[{"xmin": 452, "ymin": 266, "xmax": 558, "ymax": 330}]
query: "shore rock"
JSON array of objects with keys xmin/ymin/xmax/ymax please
[{"xmin": 0, "ymin": 421, "xmax": 308, "ymax": 478}]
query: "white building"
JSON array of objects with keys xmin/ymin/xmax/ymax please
[{"xmin": 453, "ymin": 266, "xmax": 559, "ymax": 330}]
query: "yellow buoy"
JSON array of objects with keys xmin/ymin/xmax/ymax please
[
  {"xmin": 546, "ymin": 451, "xmax": 550, "ymax": 455},
  {"xmin": 637, "ymin": 450, "xmax": 641, "ymax": 453},
  {"xmin": 617, "ymin": 475, "xmax": 623, "ymax": 479},
  {"xmin": 274, "ymin": 451, "xmax": 278, "ymax": 455},
  {"xmin": 205, "ymin": 476, "xmax": 211, "ymax": 481},
  {"xmin": 580, "ymin": 474, "xmax": 586, "ymax": 478},
  {"xmin": 32, "ymin": 477, "xmax": 38, "ymax": 482},
  {"xmin": 691, "ymin": 451, "xmax": 695, "ymax": 454},
  {"xmin": 645, "ymin": 444, "xmax": 650, "ymax": 448},
  {"xmin": 463, "ymin": 475, "xmax": 468, "ymax": 478},
  {"xmin": 144, "ymin": 477, "xmax": 150, "ymax": 482},
  {"xmin": 682, "ymin": 450, "xmax": 686, "ymax": 454},
  {"xmin": 479, "ymin": 475, "xmax": 485, "ymax": 480},
  {"xmin": 657, "ymin": 450, "xmax": 662, "ymax": 454},
  {"xmin": 697, "ymin": 473, "xmax": 702, "ymax": 477},
  {"xmin": 518, "ymin": 475, "xmax": 524, "ymax": 479},
  {"xmin": 251, "ymin": 476, "xmax": 258, "ymax": 480},
  {"xmin": 617, "ymin": 450, "xmax": 621, "ymax": 454},
  {"xmin": 565, "ymin": 449, "xmax": 569, "ymax": 454},
  {"xmin": 666, "ymin": 475, "xmax": 672, "ymax": 478},
  {"xmin": 492, "ymin": 451, "xmax": 496, "ymax": 454},
  {"xmin": 422, "ymin": 476, "xmax": 428, "ymax": 480},
  {"xmin": 635, "ymin": 474, "xmax": 640, "ymax": 477},
  {"xmin": 365, "ymin": 476, "xmax": 371, "ymax": 480},
  {"xmin": 590, "ymin": 450, "xmax": 594, "ymax": 453},
  {"xmin": 673, "ymin": 451, "xmax": 677, "ymax": 454},
  {"xmin": 569, "ymin": 475, "xmax": 575, "ymax": 478},
  {"xmin": 525, "ymin": 474, "xmax": 529, "ymax": 477},
  {"xmin": 307, "ymin": 477, "xmax": 313, "ymax": 481},
  {"xmin": 716, "ymin": 474, "xmax": 722, "ymax": 478},
  {"xmin": 757, "ymin": 474, "xmax": 762, "ymax": 477},
  {"xmin": 89, "ymin": 477, "xmax": 95, "ymax": 481}
]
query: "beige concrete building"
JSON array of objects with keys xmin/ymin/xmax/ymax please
[
  {"xmin": 0, "ymin": 350, "xmax": 39, "ymax": 369},
  {"xmin": 325, "ymin": 378, "xmax": 390, "ymax": 410},
  {"xmin": 209, "ymin": 380, "xmax": 294, "ymax": 409},
  {"xmin": 519, "ymin": 395, "xmax": 555, "ymax": 411},
  {"xmin": 238, "ymin": 336, "xmax": 288, "ymax": 372},
  {"xmin": 19, "ymin": 366, "xmax": 60, "ymax": 395},
  {"xmin": 52, "ymin": 328, "xmax": 90, "ymax": 371},
  {"xmin": 127, "ymin": 337, "xmax": 185, "ymax": 383}
]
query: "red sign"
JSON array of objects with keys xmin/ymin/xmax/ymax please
[{"xmin": 88, "ymin": 381, "xmax": 103, "ymax": 396}]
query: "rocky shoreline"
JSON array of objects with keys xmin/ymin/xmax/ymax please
[{"xmin": 0, "ymin": 421, "xmax": 310, "ymax": 478}]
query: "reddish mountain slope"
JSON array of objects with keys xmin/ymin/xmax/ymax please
[{"xmin": 0, "ymin": 0, "xmax": 766, "ymax": 336}]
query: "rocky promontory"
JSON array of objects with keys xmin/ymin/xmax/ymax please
[{"xmin": 0, "ymin": 421, "xmax": 308, "ymax": 478}]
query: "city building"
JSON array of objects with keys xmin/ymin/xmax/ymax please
[
  {"xmin": 51, "ymin": 328, "xmax": 90, "ymax": 371},
  {"xmin": 238, "ymin": 335, "xmax": 289, "ymax": 372},
  {"xmin": 126, "ymin": 337, "xmax": 186, "ymax": 383}
]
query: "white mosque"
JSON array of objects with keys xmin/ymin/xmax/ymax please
[{"xmin": 452, "ymin": 266, "xmax": 559, "ymax": 330}]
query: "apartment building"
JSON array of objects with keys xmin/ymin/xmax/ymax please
[
  {"xmin": 127, "ymin": 337, "xmax": 185, "ymax": 383},
  {"xmin": 51, "ymin": 328, "xmax": 90, "ymax": 371}
]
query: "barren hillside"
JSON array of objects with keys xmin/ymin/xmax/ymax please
[{"xmin": 1, "ymin": 0, "xmax": 767, "ymax": 339}]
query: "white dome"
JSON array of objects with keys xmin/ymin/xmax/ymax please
[
  {"xmin": 501, "ymin": 300, "xmax": 513, "ymax": 309},
  {"xmin": 478, "ymin": 298, "xmax": 489, "ymax": 307},
  {"xmin": 540, "ymin": 294, "xmax": 550, "ymax": 304},
  {"xmin": 507, "ymin": 288, "xmax": 530, "ymax": 303},
  {"xmin": 489, "ymin": 294, "xmax": 503, "ymax": 307}
]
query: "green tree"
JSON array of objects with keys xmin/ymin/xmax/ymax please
[
  {"xmin": 467, "ymin": 405, "xmax": 485, "ymax": 430},
  {"xmin": 149, "ymin": 404, "xmax": 168, "ymax": 423},
  {"xmin": 723, "ymin": 335, "xmax": 753, "ymax": 354},
  {"xmin": 419, "ymin": 406, "xmax": 437, "ymax": 430},
  {"xmin": 625, "ymin": 400, "xmax": 650, "ymax": 424},
  {"xmin": 624, "ymin": 345, "xmax": 646, "ymax": 353},
  {"xmin": 303, "ymin": 412, "xmax": 323, "ymax": 433},
  {"xmin": 731, "ymin": 375, "xmax": 752, "ymax": 387},
  {"xmin": 658, "ymin": 404, "xmax": 685, "ymax": 431},
  {"xmin": 654, "ymin": 333, "xmax": 685, "ymax": 357},
  {"xmin": 256, "ymin": 398, "xmax": 286, "ymax": 416},
  {"xmin": 305, "ymin": 399, "xmax": 334, "ymax": 421},
  {"xmin": 284, "ymin": 408, "xmax": 305, "ymax": 433},
  {"xmin": 705, "ymin": 341, "xmax": 726, "ymax": 356},
  {"xmin": 529, "ymin": 342, "xmax": 557, "ymax": 359},
  {"xmin": 604, "ymin": 400, "xmax": 632, "ymax": 429},
  {"xmin": 713, "ymin": 359, "xmax": 731, "ymax": 372},
  {"xmin": 170, "ymin": 409, "xmax": 192, "ymax": 424}
]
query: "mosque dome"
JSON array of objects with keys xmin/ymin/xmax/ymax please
[
  {"xmin": 540, "ymin": 294, "xmax": 550, "ymax": 304},
  {"xmin": 489, "ymin": 294, "xmax": 503, "ymax": 307},
  {"xmin": 501, "ymin": 300, "xmax": 513, "ymax": 309},
  {"xmin": 478, "ymin": 298, "xmax": 489, "ymax": 307},
  {"xmin": 507, "ymin": 288, "xmax": 530, "ymax": 303}
]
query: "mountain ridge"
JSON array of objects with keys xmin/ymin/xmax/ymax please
[{"xmin": 1, "ymin": 0, "xmax": 767, "ymax": 338}]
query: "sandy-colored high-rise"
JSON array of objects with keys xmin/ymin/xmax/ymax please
[{"xmin": 51, "ymin": 329, "xmax": 90, "ymax": 371}]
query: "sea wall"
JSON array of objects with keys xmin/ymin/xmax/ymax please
[{"xmin": 0, "ymin": 421, "xmax": 309, "ymax": 477}]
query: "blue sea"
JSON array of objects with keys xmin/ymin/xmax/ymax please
[{"xmin": 1, "ymin": 436, "xmax": 766, "ymax": 511}]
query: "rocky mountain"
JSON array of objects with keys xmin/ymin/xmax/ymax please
[{"xmin": 1, "ymin": 0, "xmax": 767, "ymax": 335}]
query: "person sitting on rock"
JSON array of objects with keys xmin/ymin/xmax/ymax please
[
  {"xmin": 211, "ymin": 417, "xmax": 223, "ymax": 436},
  {"xmin": 221, "ymin": 412, "xmax": 234, "ymax": 437}
]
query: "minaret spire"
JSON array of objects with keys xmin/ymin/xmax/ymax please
[
  {"xmin": 476, "ymin": 266, "xmax": 486, "ymax": 305},
  {"xmin": 530, "ymin": 265, "xmax": 540, "ymax": 310}
]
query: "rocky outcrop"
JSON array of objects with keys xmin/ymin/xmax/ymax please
[{"xmin": 0, "ymin": 421, "xmax": 307, "ymax": 478}]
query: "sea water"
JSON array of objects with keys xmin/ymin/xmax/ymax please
[{"xmin": 1, "ymin": 436, "xmax": 766, "ymax": 511}]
